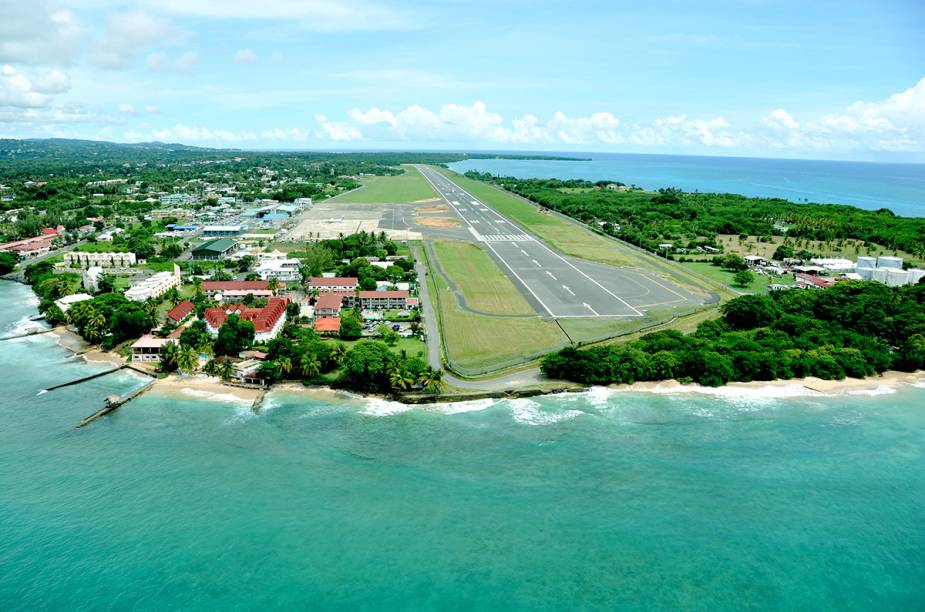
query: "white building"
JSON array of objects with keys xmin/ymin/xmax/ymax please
[
  {"xmin": 125, "ymin": 264, "xmax": 181, "ymax": 301},
  {"xmin": 810, "ymin": 258, "xmax": 855, "ymax": 273},
  {"xmin": 54, "ymin": 293, "xmax": 93, "ymax": 313},
  {"xmin": 64, "ymin": 251, "xmax": 137, "ymax": 268},
  {"xmin": 256, "ymin": 258, "xmax": 301, "ymax": 282}
]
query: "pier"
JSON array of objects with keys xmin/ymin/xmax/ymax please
[
  {"xmin": 1, "ymin": 328, "xmax": 55, "ymax": 341},
  {"xmin": 77, "ymin": 379, "xmax": 156, "ymax": 428}
]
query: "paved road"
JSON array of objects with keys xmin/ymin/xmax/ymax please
[{"xmin": 416, "ymin": 165, "xmax": 652, "ymax": 319}]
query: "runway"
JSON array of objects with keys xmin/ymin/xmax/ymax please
[{"xmin": 416, "ymin": 165, "xmax": 665, "ymax": 318}]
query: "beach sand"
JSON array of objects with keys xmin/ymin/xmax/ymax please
[
  {"xmin": 149, "ymin": 375, "xmax": 263, "ymax": 403},
  {"xmin": 611, "ymin": 370, "xmax": 925, "ymax": 397}
]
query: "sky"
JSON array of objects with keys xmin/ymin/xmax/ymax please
[{"xmin": 1, "ymin": 0, "xmax": 923, "ymax": 161}]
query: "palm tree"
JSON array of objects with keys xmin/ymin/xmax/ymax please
[
  {"xmin": 159, "ymin": 341, "xmax": 180, "ymax": 373},
  {"xmin": 418, "ymin": 368, "xmax": 445, "ymax": 395},
  {"xmin": 299, "ymin": 354, "xmax": 321, "ymax": 380},
  {"xmin": 218, "ymin": 358, "xmax": 236, "ymax": 381},
  {"xmin": 267, "ymin": 277, "xmax": 280, "ymax": 295},
  {"xmin": 389, "ymin": 367, "xmax": 415, "ymax": 392},
  {"xmin": 329, "ymin": 342, "xmax": 347, "ymax": 365},
  {"xmin": 204, "ymin": 358, "xmax": 219, "ymax": 377},
  {"xmin": 83, "ymin": 311, "xmax": 107, "ymax": 343},
  {"xmin": 277, "ymin": 356, "xmax": 292, "ymax": 378},
  {"xmin": 177, "ymin": 345, "xmax": 198, "ymax": 373}
]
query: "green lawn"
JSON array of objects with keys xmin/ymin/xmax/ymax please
[
  {"xmin": 432, "ymin": 240, "xmax": 535, "ymax": 315},
  {"xmin": 332, "ymin": 166, "xmax": 438, "ymax": 204},
  {"xmin": 427, "ymin": 262, "xmax": 567, "ymax": 372},
  {"xmin": 328, "ymin": 336, "xmax": 427, "ymax": 359},
  {"xmin": 681, "ymin": 262, "xmax": 794, "ymax": 294}
]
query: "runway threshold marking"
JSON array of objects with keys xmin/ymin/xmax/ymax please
[
  {"xmin": 418, "ymin": 167, "xmax": 557, "ymax": 317},
  {"xmin": 546, "ymin": 271, "xmax": 557, "ymax": 281},
  {"xmin": 417, "ymin": 165, "xmax": 645, "ymax": 318},
  {"xmin": 563, "ymin": 285, "xmax": 575, "ymax": 296},
  {"xmin": 583, "ymin": 303, "xmax": 600, "ymax": 315}
]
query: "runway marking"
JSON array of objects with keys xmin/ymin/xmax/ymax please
[
  {"xmin": 546, "ymin": 271, "xmax": 557, "ymax": 281},
  {"xmin": 532, "ymin": 259, "xmax": 542, "ymax": 267},
  {"xmin": 416, "ymin": 165, "xmax": 645, "ymax": 318},
  {"xmin": 562, "ymin": 285, "xmax": 575, "ymax": 296}
]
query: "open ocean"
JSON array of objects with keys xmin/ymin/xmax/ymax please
[
  {"xmin": 1, "ymin": 279, "xmax": 924, "ymax": 610},
  {"xmin": 448, "ymin": 153, "xmax": 925, "ymax": 217}
]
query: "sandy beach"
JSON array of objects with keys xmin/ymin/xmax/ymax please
[
  {"xmin": 149, "ymin": 374, "xmax": 263, "ymax": 403},
  {"xmin": 611, "ymin": 370, "xmax": 925, "ymax": 398}
]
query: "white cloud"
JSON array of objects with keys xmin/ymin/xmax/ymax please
[
  {"xmin": 348, "ymin": 107, "xmax": 396, "ymax": 127},
  {"xmin": 629, "ymin": 114, "xmax": 738, "ymax": 147},
  {"xmin": 262, "ymin": 127, "xmax": 310, "ymax": 141},
  {"xmin": 0, "ymin": 0, "xmax": 81, "ymax": 66},
  {"xmin": 124, "ymin": 123, "xmax": 257, "ymax": 143},
  {"xmin": 154, "ymin": 0, "xmax": 421, "ymax": 32},
  {"xmin": 0, "ymin": 65, "xmax": 67, "ymax": 108},
  {"xmin": 314, "ymin": 114, "xmax": 363, "ymax": 141},
  {"xmin": 174, "ymin": 51, "xmax": 199, "ymax": 72},
  {"xmin": 118, "ymin": 103, "xmax": 135, "ymax": 114},
  {"xmin": 145, "ymin": 105, "xmax": 160, "ymax": 114},
  {"xmin": 234, "ymin": 48, "xmax": 257, "ymax": 64},
  {"xmin": 92, "ymin": 11, "xmax": 174, "ymax": 70},
  {"xmin": 762, "ymin": 77, "xmax": 925, "ymax": 153}
]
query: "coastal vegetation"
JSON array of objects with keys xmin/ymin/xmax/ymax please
[
  {"xmin": 541, "ymin": 282, "xmax": 925, "ymax": 386},
  {"xmin": 462, "ymin": 172, "xmax": 925, "ymax": 262}
]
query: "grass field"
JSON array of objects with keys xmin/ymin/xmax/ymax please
[
  {"xmin": 681, "ymin": 261, "xmax": 794, "ymax": 293},
  {"xmin": 432, "ymin": 240, "xmax": 535, "ymax": 315},
  {"xmin": 703, "ymin": 234, "xmax": 924, "ymax": 268},
  {"xmin": 333, "ymin": 336, "xmax": 427, "ymax": 359},
  {"xmin": 427, "ymin": 267, "xmax": 566, "ymax": 372},
  {"xmin": 333, "ymin": 166, "xmax": 438, "ymax": 204}
]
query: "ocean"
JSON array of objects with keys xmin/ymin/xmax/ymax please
[
  {"xmin": 448, "ymin": 153, "xmax": 925, "ymax": 217},
  {"xmin": 1, "ymin": 279, "xmax": 924, "ymax": 610}
]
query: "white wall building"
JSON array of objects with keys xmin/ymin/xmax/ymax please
[
  {"xmin": 256, "ymin": 258, "xmax": 301, "ymax": 282},
  {"xmin": 125, "ymin": 265, "xmax": 181, "ymax": 301},
  {"xmin": 64, "ymin": 251, "xmax": 137, "ymax": 268}
]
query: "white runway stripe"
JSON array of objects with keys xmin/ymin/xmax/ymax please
[{"xmin": 479, "ymin": 233, "xmax": 533, "ymax": 242}]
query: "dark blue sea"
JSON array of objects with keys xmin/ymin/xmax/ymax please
[{"xmin": 449, "ymin": 153, "xmax": 925, "ymax": 217}]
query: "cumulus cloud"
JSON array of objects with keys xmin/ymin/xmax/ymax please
[
  {"xmin": 118, "ymin": 103, "xmax": 135, "ymax": 114},
  {"xmin": 0, "ymin": 65, "xmax": 72, "ymax": 108},
  {"xmin": 314, "ymin": 114, "xmax": 363, "ymax": 141},
  {"xmin": 146, "ymin": 51, "xmax": 169, "ymax": 71},
  {"xmin": 92, "ymin": 11, "xmax": 174, "ymax": 70},
  {"xmin": 145, "ymin": 105, "xmax": 160, "ymax": 114},
  {"xmin": 0, "ymin": 0, "xmax": 81, "ymax": 66},
  {"xmin": 761, "ymin": 77, "xmax": 925, "ymax": 152},
  {"xmin": 234, "ymin": 48, "xmax": 257, "ymax": 64},
  {"xmin": 123, "ymin": 124, "xmax": 257, "ymax": 143}
]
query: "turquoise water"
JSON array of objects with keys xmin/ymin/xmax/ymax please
[
  {"xmin": 449, "ymin": 153, "xmax": 925, "ymax": 217},
  {"xmin": 2, "ymin": 279, "xmax": 925, "ymax": 610}
]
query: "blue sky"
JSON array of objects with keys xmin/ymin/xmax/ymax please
[{"xmin": 1, "ymin": 0, "xmax": 923, "ymax": 160}]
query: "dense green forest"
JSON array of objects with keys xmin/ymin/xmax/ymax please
[
  {"xmin": 464, "ymin": 172, "xmax": 925, "ymax": 260},
  {"xmin": 542, "ymin": 282, "xmax": 925, "ymax": 386}
]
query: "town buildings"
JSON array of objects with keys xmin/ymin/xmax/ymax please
[
  {"xmin": 131, "ymin": 335, "xmax": 177, "ymax": 363},
  {"xmin": 0, "ymin": 234, "xmax": 56, "ymax": 258},
  {"xmin": 203, "ymin": 296, "xmax": 290, "ymax": 342},
  {"xmin": 192, "ymin": 239, "xmax": 239, "ymax": 260},
  {"xmin": 64, "ymin": 251, "xmax": 137, "ymax": 268},
  {"xmin": 125, "ymin": 265, "xmax": 181, "ymax": 301},
  {"xmin": 308, "ymin": 276, "xmax": 358, "ymax": 293},
  {"xmin": 201, "ymin": 280, "xmax": 282, "ymax": 300},
  {"xmin": 255, "ymin": 258, "xmax": 301, "ymax": 282}
]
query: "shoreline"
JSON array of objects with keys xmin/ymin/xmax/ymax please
[{"xmin": 40, "ymin": 326, "xmax": 925, "ymax": 405}]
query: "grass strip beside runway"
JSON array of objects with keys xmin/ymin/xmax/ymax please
[
  {"xmin": 333, "ymin": 166, "xmax": 438, "ymax": 204},
  {"xmin": 432, "ymin": 240, "xmax": 536, "ymax": 316}
]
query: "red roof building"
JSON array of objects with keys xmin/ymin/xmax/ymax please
[
  {"xmin": 314, "ymin": 292, "xmax": 347, "ymax": 317},
  {"xmin": 203, "ymin": 296, "xmax": 290, "ymax": 341},
  {"xmin": 201, "ymin": 280, "xmax": 285, "ymax": 298},
  {"xmin": 166, "ymin": 300, "xmax": 195, "ymax": 322},
  {"xmin": 314, "ymin": 317, "xmax": 341, "ymax": 334}
]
